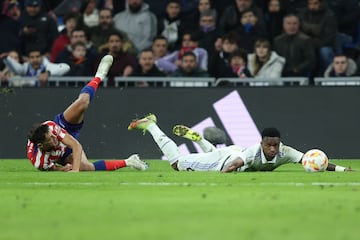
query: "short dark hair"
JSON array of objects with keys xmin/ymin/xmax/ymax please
[
  {"xmin": 167, "ymin": 0, "xmax": 180, "ymax": 6},
  {"xmin": 63, "ymin": 12, "xmax": 79, "ymax": 24},
  {"xmin": 107, "ymin": 30, "xmax": 123, "ymax": 41},
  {"xmin": 222, "ymin": 31, "xmax": 240, "ymax": 44},
  {"xmin": 230, "ymin": 48, "xmax": 248, "ymax": 64},
  {"xmin": 261, "ymin": 127, "xmax": 281, "ymax": 138},
  {"xmin": 28, "ymin": 124, "xmax": 49, "ymax": 144},
  {"xmin": 182, "ymin": 51, "xmax": 197, "ymax": 60},
  {"xmin": 153, "ymin": 35, "xmax": 168, "ymax": 43}
]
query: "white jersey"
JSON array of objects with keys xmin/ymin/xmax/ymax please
[
  {"xmin": 238, "ymin": 143, "xmax": 304, "ymax": 172},
  {"xmin": 177, "ymin": 145, "xmax": 244, "ymax": 171}
]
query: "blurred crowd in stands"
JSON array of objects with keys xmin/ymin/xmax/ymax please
[{"xmin": 0, "ymin": 0, "xmax": 360, "ymax": 87}]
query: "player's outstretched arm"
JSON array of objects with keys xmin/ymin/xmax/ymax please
[
  {"xmin": 326, "ymin": 162, "xmax": 353, "ymax": 172},
  {"xmin": 221, "ymin": 157, "xmax": 245, "ymax": 173},
  {"xmin": 61, "ymin": 134, "xmax": 83, "ymax": 172}
]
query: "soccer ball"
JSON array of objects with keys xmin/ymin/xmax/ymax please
[{"xmin": 302, "ymin": 149, "xmax": 329, "ymax": 172}]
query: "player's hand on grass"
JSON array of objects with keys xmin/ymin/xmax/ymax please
[
  {"xmin": 61, "ymin": 163, "xmax": 73, "ymax": 172},
  {"xmin": 345, "ymin": 167, "xmax": 353, "ymax": 171}
]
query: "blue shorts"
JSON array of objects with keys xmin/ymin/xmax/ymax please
[{"xmin": 54, "ymin": 113, "xmax": 84, "ymax": 164}]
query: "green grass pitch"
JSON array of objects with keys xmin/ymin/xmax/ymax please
[{"xmin": 1, "ymin": 159, "xmax": 359, "ymax": 240}]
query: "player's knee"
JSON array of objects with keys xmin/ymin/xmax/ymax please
[{"xmin": 77, "ymin": 94, "xmax": 91, "ymax": 110}]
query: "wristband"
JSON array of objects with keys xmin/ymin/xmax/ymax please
[{"xmin": 335, "ymin": 166, "xmax": 346, "ymax": 172}]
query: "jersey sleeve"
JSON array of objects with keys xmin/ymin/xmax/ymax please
[
  {"xmin": 44, "ymin": 121, "xmax": 67, "ymax": 140},
  {"xmin": 26, "ymin": 140, "xmax": 55, "ymax": 171},
  {"xmin": 282, "ymin": 145, "xmax": 304, "ymax": 163}
]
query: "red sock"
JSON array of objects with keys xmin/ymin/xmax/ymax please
[
  {"xmin": 104, "ymin": 160, "xmax": 126, "ymax": 171},
  {"xmin": 87, "ymin": 77, "xmax": 101, "ymax": 90}
]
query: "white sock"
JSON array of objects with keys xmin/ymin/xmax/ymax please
[
  {"xmin": 197, "ymin": 138, "xmax": 217, "ymax": 153},
  {"xmin": 147, "ymin": 124, "xmax": 181, "ymax": 165}
]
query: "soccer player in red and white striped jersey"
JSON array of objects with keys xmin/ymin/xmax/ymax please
[{"xmin": 26, "ymin": 55, "xmax": 148, "ymax": 172}]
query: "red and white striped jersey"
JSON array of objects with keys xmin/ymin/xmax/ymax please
[{"xmin": 27, "ymin": 121, "xmax": 68, "ymax": 170}]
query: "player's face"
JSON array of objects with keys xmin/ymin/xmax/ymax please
[
  {"xmin": 39, "ymin": 131, "xmax": 59, "ymax": 151},
  {"xmin": 261, "ymin": 137, "xmax": 280, "ymax": 160}
]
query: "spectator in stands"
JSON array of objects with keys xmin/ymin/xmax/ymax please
[
  {"xmin": 89, "ymin": 8, "xmax": 137, "ymax": 55},
  {"xmin": 55, "ymin": 28, "xmax": 98, "ymax": 72},
  {"xmin": 219, "ymin": 0, "xmax": 265, "ymax": 32},
  {"xmin": 0, "ymin": 50, "xmax": 22, "ymax": 86},
  {"xmin": 3, "ymin": 48, "xmax": 70, "ymax": 87},
  {"xmin": 327, "ymin": 0, "xmax": 360, "ymax": 55},
  {"xmin": 273, "ymin": 14, "xmax": 316, "ymax": 78},
  {"xmin": 156, "ymin": 31, "xmax": 208, "ymax": 74},
  {"xmin": 50, "ymin": 13, "xmax": 80, "ymax": 62},
  {"xmin": 170, "ymin": 51, "xmax": 209, "ymax": 77},
  {"xmin": 197, "ymin": 9, "xmax": 222, "ymax": 58},
  {"xmin": 97, "ymin": 31, "xmax": 136, "ymax": 86},
  {"xmin": 113, "ymin": 0, "xmax": 157, "ymax": 52},
  {"xmin": 247, "ymin": 38, "xmax": 285, "ymax": 78},
  {"xmin": 152, "ymin": 36, "xmax": 169, "ymax": 60},
  {"xmin": 208, "ymin": 31, "xmax": 239, "ymax": 78},
  {"xmin": 298, "ymin": 0, "xmax": 337, "ymax": 75},
  {"xmin": 63, "ymin": 42, "xmax": 94, "ymax": 76},
  {"xmin": 229, "ymin": 48, "xmax": 252, "ymax": 78},
  {"xmin": 215, "ymin": 48, "xmax": 252, "ymax": 86},
  {"xmin": 264, "ymin": 0, "xmax": 285, "ymax": 43},
  {"xmin": 184, "ymin": 0, "xmax": 216, "ymax": 30},
  {"xmin": 81, "ymin": 0, "xmax": 99, "ymax": 28},
  {"xmin": 236, "ymin": 8, "xmax": 268, "ymax": 53},
  {"xmin": 324, "ymin": 54, "xmax": 358, "ymax": 77},
  {"xmin": 130, "ymin": 48, "xmax": 166, "ymax": 87},
  {"xmin": 20, "ymin": 0, "xmax": 59, "ymax": 56},
  {"xmin": 0, "ymin": 0, "xmax": 22, "ymax": 53},
  {"xmin": 157, "ymin": 0, "xmax": 185, "ymax": 51}
]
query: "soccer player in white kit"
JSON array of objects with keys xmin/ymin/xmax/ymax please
[{"xmin": 128, "ymin": 114, "xmax": 351, "ymax": 172}]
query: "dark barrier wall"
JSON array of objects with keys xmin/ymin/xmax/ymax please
[{"xmin": 1, "ymin": 87, "xmax": 360, "ymax": 159}]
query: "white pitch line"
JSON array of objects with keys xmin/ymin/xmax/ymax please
[{"xmin": 1, "ymin": 182, "xmax": 360, "ymax": 187}]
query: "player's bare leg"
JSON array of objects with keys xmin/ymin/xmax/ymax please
[{"xmin": 63, "ymin": 55, "xmax": 113, "ymax": 124}]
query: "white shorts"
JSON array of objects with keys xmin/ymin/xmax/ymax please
[{"xmin": 177, "ymin": 145, "xmax": 244, "ymax": 171}]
